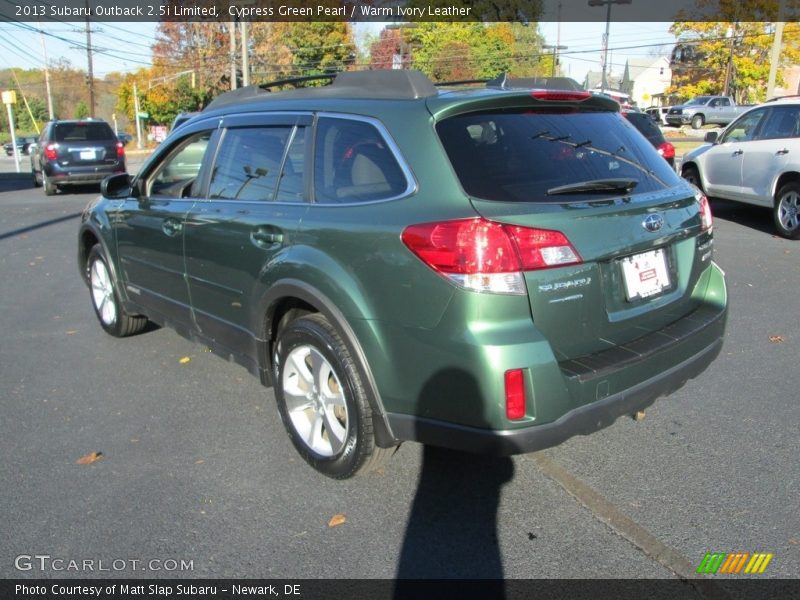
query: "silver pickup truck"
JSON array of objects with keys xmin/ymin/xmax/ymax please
[{"xmin": 666, "ymin": 96, "xmax": 752, "ymax": 129}]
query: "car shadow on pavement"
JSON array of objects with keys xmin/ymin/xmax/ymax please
[
  {"xmin": 0, "ymin": 212, "xmax": 82, "ymax": 242},
  {"xmin": 395, "ymin": 369, "xmax": 514, "ymax": 596},
  {"xmin": 709, "ymin": 198, "xmax": 776, "ymax": 236},
  {"xmin": 0, "ymin": 172, "xmax": 35, "ymax": 193}
]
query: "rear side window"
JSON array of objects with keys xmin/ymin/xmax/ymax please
[
  {"xmin": 209, "ymin": 127, "xmax": 292, "ymax": 201},
  {"xmin": 313, "ymin": 118, "xmax": 408, "ymax": 204},
  {"xmin": 437, "ymin": 110, "xmax": 678, "ymax": 202},
  {"xmin": 54, "ymin": 122, "xmax": 114, "ymax": 141},
  {"xmin": 758, "ymin": 106, "xmax": 800, "ymax": 140}
]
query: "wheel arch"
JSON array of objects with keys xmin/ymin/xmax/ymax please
[
  {"xmin": 256, "ymin": 279, "xmax": 398, "ymax": 448},
  {"xmin": 773, "ymin": 171, "xmax": 800, "ymax": 200}
]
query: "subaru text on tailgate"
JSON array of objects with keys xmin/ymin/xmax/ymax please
[{"xmin": 78, "ymin": 70, "xmax": 727, "ymax": 478}]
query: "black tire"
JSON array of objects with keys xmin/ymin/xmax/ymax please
[
  {"xmin": 32, "ymin": 168, "xmax": 41, "ymax": 187},
  {"xmin": 86, "ymin": 244, "xmax": 148, "ymax": 337},
  {"xmin": 272, "ymin": 313, "xmax": 388, "ymax": 479},
  {"xmin": 691, "ymin": 114, "xmax": 704, "ymax": 130},
  {"xmin": 43, "ymin": 172, "xmax": 56, "ymax": 196},
  {"xmin": 774, "ymin": 182, "xmax": 800, "ymax": 240},
  {"xmin": 682, "ymin": 164, "xmax": 704, "ymax": 193}
]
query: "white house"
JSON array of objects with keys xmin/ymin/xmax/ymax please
[{"xmin": 620, "ymin": 56, "xmax": 672, "ymax": 108}]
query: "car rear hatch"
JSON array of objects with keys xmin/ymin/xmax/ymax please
[
  {"xmin": 53, "ymin": 121, "xmax": 120, "ymax": 167},
  {"xmin": 431, "ymin": 90, "xmax": 712, "ymax": 361}
]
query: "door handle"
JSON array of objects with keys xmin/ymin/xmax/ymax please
[
  {"xmin": 777, "ymin": 148, "xmax": 790, "ymax": 155},
  {"xmin": 732, "ymin": 149, "xmax": 743, "ymax": 156},
  {"xmin": 162, "ymin": 219, "xmax": 182, "ymax": 237},
  {"xmin": 251, "ymin": 227, "xmax": 284, "ymax": 247}
]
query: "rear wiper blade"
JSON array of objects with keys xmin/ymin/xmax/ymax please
[{"xmin": 547, "ymin": 178, "xmax": 639, "ymax": 196}]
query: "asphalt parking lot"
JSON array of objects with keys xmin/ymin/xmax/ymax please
[{"xmin": 0, "ymin": 155, "xmax": 797, "ymax": 590}]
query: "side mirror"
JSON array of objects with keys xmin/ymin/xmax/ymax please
[
  {"xmin": 704, "ymin": 132, "xmax": 718, "ymax": 144},
  {"xmin": 101, "ymin": 173, "xmax": 133, "ymax": 199}
]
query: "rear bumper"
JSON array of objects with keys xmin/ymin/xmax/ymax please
[
  {"xmin": 44, "ymin": 163, "xmax": 125, "ymax": 185},
  {"xmin": 387, "ymin": 289, "xmax": 727, "ymax": 456}
]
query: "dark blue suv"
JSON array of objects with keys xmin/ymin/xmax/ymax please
[{"xmin": 31, "ymin": 120, "xmax": 126, "ymax": 195}]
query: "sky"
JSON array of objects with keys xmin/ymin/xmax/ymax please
[{"xmin": 0, "ymin": 20, "xmax": 677, "ymax": 86}]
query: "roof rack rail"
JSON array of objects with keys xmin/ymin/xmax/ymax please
[
  {"xmin": 435, "ymin": 78, "xmax": 490, "ymax": 87},
  {"xmin": 258, "ymin": 73, "xmax": 338, "ymax": 91},
  {"xmin": 486, "ymin": 73, "xmax": 584, "ymax": 92},
  {"xmin": 205, "ymin": 69, "xmax": 438, "ymax": 110}
]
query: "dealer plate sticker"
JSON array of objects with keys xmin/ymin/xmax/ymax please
[
  {"xmin": 621, "ymin": 248, "xmax": 670, "ymax": 300},
  {"xmin": 79, "ymin": 150, "xmax": 96, "ymax": 160}
]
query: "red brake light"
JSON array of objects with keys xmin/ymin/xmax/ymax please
[
  {"xmin": 44, "ymin": 144, "xmax": 57, "ymax": 161},
  {"xmin": 530, "ymin": 90, "xmax": 592, "ymax": 102},
  {"xmin": 698, "ymin": 193, "xmax": 713, "ymax": 232},
  {"xmin": 116, "ymin": 141, "xmax": 125, "ymax": 158},
  {"xmin": 505, "ymin": 369, "xmax": 526, "ymax": 420},
  {"xmin": 401, "ymin": 218, "xmax": 582, "ymax": 294},
  {"xmin": 657, "ymin": 142, "xmax": 675, "ymax": 160}
]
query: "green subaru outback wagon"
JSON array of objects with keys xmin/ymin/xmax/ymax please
[{"xmin": 79, "ymin": 70, "xmax": 727, "ymax": 478}]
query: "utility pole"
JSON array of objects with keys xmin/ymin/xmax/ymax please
[
  {"xmin": 543, "ymin": 44, "xmax": 568, "ymax": 77},
  {"xmin": 38, "ymin": 23, "xmax": 55, "ymax": 120},
  {"xmin": 240, "ymin": 20, "xmax": 249, "ymax": 87},
  {"xmin": 766, "ymin": 0, "xmax": 787, "ymax": 99},
  {"xmin": 723, "ymin": 22, "xmax": 737, "ymax": 98},
  {"xmin": 84, "ymin": 0, "xmax": 95, "ymax": 117},
  {"xmin": 229, "ymin": 21, "xmax": 237, "ymax": 90},
  {"xmin": 133, "ymin": 81, "xmax": 142, "ymax": 150},
  {"xmin": 588, "ymin": 0, "xmax": 632, "ymax": 93}
]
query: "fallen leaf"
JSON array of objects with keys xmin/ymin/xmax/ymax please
[
  {"xmin": 65, "ymin": 330, "xmax": 78, "ymax": 335},
  {"xmin": 179, "ymin": 356, "xmax": 191, "ymax": 364},
  {"xmin": 789, "ymin": 538, "xmax": 798, "ymax": 545},
  {"xmin": 130, "ymin": 439, "xmax": 139, "ymax": 443},
  {"xmin": 195, "ymin": 459, "xmax": 205, "ymax": 464},
  {"xmin": 328, "ymin": 514, "xmax": 346, "ymax": 528},
  {"xmin": 76, "ymin": 451, "xmax": 103, "ymax": 465},
  {"xmin": 786, "ymin": 250, "xmax": 792, "ymax": 255},
  {"xmin": 768, "ymin": 335, "xmax": 785, "ymax": 343}
]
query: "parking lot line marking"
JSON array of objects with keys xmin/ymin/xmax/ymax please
[{"xmin": 528, "ymin": 453, "xmax": 732, "ymax": 600}]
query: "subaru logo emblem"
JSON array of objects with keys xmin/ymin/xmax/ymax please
[{"xmin": 643, "ymin": 214, "xmax": 664, "ymax": 232}]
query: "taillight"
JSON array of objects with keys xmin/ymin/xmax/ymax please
[
  {"xmin": 44, "ymin": 144, "xmax": 57, "ymax": 161},
  {"xmin": 530, "ymin": 90, "xmax": 592, "ymax": 102},
  {"xmin": 401, "ymin": 218, "xmax": 582, "ymax": 295},
  {"xmin": 657, "ymin": 142, "xmax": 675, "ymax": 160},
  {"xmin": 504, "ymin": 369, "xmax": 526, "ymax": 420},
  {"xmin": 116, "ymin": 142, "xmax": 125, "ymax": 158},
  {"xmin": 698, "ymin": 193, "xmax": 713, "ymax": 232}
]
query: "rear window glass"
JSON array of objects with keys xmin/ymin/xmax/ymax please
[
  {"xmin": 436, "ymin": 110, "xmax": 679, "ymax": 202},
  {"xmin": 54, "ymin": 122, "xmax": 115, "ymax": 142}
]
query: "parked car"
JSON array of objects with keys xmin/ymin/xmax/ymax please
[
  {"xmin": 117, "ymin": 132, "xmax": 133, "ymax": 145},
  {"xmin": 4, "ymin": 136, "xmax": 38, "ymax": 156},
  {"xmin": 31, "ymin": 119, "xmax": 126, "ymax": 195},
  {"xmin": 681, "ymin": 97, "xmax": 800, "ymax": 238},
  {"xmin": 78, "ymin": 70, "xmax": 727, "ymax": 478},
  {"xmin": 645, "ymin": 106, "xmax": 670, "ymax": 126},
  {"xmin": 623, "ymin": 110, "xmax": 676, "ymax": 167},
  {"xmin": 666, "ymin": 95, "xmax": 752, "ymax": 129}
]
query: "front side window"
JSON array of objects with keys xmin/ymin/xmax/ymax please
[
  {"xmin": 148, "ymin": 131, "xmax": 211, "ymax": 198},
  {"xmin": 313, "ymin": 118, "xmax": 408, "ymax": 204},
  {"xmin": 720, "ymin": 109, "xmax": 767, "ymax": 144},
  {"xmin": 209, "ymin": 126, "xmax": 292, "ymax": 201}
]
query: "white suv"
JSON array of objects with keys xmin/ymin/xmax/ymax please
[{"xmin": 681, "ymin": 97, "xmax": 800, "ymax": 238}]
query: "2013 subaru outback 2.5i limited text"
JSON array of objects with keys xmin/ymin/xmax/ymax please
[{"xmin": 78, "ymin": 70, "xmax": 727, "ymax": 478}]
